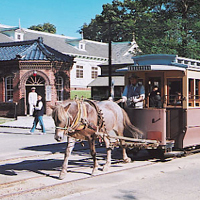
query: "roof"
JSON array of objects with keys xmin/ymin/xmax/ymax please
[
  {"xmin": 116, "ymin": 54, "xmax": 200, "ymax": 73},
  {"xmin": 0, "ymin": 24, "xmax": 139, "ymax": 64},
  {"xmin": 0, "ymin": 37, "xmax": 74, "ymax": 63},
  {"xmin": 88, "ymin": 76, "xmax": 124, "ymax": 87},
  {"xmin": 0, "ymin": 33, "xmax": 13, "ymax": 43}
]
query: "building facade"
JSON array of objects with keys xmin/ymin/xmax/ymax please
[{"xmin": 0, "ymin": 38, "xmax": 74, "ymax": 116}]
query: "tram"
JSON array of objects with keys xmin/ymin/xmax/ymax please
[{"xmin": 117, "ymin": 54, "xmax": 200, "ymax": 151}]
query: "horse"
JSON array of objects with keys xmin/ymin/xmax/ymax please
[{"xmin": 50, "ymin": 99, "xmax": 143, "ymax": 180}]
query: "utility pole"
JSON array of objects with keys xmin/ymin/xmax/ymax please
[{"xmin": 108, "ymin": 20, "xmax": 112, "ymax": 98}]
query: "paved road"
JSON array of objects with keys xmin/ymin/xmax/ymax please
[
  {"xmin": 0, "ymin": 116, "xmax": 200, "ymax": 200},
  {"xmin": 57, "ymin": 153, "xmax": 200, "ymax": 200}
]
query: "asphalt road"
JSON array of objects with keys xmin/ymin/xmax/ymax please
[
  {"xmin": 0, "ymin": 118, "xmax": 200, "ymax": 200},
  {"xmin": 57, "ymin": 152, "xmax": 200, "ymax": 200}
]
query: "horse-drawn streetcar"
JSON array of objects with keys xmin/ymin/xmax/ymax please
[
  {"xmin": 118, "ymin": 54, "xmax": 200, "ymax": 152},
  {"xmin": 51, "ymin": 54, "xmax": 200, "ymax": 179}
]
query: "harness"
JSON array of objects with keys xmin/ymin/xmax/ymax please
[{"xmin": 55, "ymin": 99, "xmax": 104, "ymax": 134}]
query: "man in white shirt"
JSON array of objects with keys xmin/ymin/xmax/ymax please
[{"xmin": 28, "ymin": 87, "xmax": 37, "ymax": 116}]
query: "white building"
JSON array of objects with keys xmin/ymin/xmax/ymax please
[{"xmin": 0, "ymin": 23, "xmax": 139, "ymax": 96}]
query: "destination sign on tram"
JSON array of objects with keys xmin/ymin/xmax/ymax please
[{"xmin": 128, "ymin": 65, "xmax": 151, "ymax": 71}]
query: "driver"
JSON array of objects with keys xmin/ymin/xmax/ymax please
[{"xmin": 122, "ymin": 73, "xmax": 145, "ymax": 108}]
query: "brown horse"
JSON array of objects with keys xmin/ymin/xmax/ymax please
[{"xmin": 51, "ymin": 99, "xmax": 142, "ymax": 179}]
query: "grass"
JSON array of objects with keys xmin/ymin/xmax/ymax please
[
  {"xmin": 0, "ymin": 118, "xmax": 14, "ymax": 124},
  {"xmin": 70, "ymin": 90, "xmax": 91, "ymax": 100}
]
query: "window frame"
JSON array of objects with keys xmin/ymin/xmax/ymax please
[
  {"xmin": 167, "ymin": 78, "xmax": 182, "ymax": 106},
  {"xmin": 76, "ymin": 65, "xmax": 83, "ymax": 78},
  {"xmin": 5, "ymin": 76, "xmax": 14, "ymax": 102},
  {"xmin": 56, "ymin": 76, "xmax": 64, "ymax": 101},
  {"xmin": 91, "ymin": 67, "xmax": 98, "ymax": 79}
]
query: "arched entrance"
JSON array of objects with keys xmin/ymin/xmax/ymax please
[{"xmin": 26, "ymin": 74, "xmax": 46, "ymax": 115}]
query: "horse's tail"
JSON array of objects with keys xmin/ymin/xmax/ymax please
[{"xmin": 121, "ymin": 108, "xmax": 143, "ymax": 139}]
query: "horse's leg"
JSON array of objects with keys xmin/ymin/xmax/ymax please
[
  {"xmin": 102, "ymin": 136, "xmax": 112, "ymax": 171},
  {"xmin": 88, "ymin": 135, "xmax": 98, "ymax": 175},
  {"xmin": 59, "ymin": 136, "xmax": 75, "ymax": 180},
  {"xmin": 120, "ymin": 139, "xmax": 131, "ymax": 163}
]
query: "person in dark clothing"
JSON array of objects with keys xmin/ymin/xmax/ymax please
[
  {"xmin": 30, "ymin": 94, "xmax": 46, "ymax": 134},
  {"xmin": 149, "ymin": 86, "xmax": 162, "ymax": 108}
]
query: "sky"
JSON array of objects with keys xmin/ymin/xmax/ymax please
[{"xmin": 0, "ymin": 0, "xmax": 113, "ymax": 38}]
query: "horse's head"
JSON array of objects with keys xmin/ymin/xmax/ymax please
[{"xmin": 51, "ymin": 103, "xmax": 71, "ymax": 142}]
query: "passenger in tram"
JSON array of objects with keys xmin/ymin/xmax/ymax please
[
  {"xmin": 149, "ymin": 85, "xmax": 162, "ymax": 108},
  {"xmin": 173, "ymin": 92, "xmax": 182, "ymax": 105},
  {"xmin": 122, "ymin": 73, "xmax": 145, "ymax": 108}
]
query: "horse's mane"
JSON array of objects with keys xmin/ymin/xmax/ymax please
[{"xmin": 52, "ymin": 104, "xmax": 67, "ymax": 124}]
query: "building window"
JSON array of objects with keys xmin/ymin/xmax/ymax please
[
  {"xmin": 56, "ymin": 76, "xmax": 64, "ymax": 101},
  {"xmin": 76, "ymin": 65, "xmax": 83, "ymax": 78},
  {"xmin": 5, "ymin": 76, "xmax": 14, "ymax": 102},
  {"xmin": 91, "ymin": 67, "xmax": 98, "ymax": 79}
]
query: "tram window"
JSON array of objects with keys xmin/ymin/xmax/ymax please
[
  {"xmin": 189, "ymin": 79, "xmax": 194, "ymax": 107},
  {"xmin": 167, "ymin": 79, "xmax": 182, "ymax": 105},
  {"xmin": 195, "ymin": 79, "xmax": 200, "ymax": 106}
]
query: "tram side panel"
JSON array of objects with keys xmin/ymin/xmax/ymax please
[
  {"xmin": 125, "ymin": 108, "xmax": 166, "ymax": 145},
  {"xmin": 184, "ymin": 108, "xmax": 200, "ymax": 148}
]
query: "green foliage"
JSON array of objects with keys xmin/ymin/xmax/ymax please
[
  {"xmin": 70, "ymin": 90, "xmax": 91, "ymax": 100},
  {"xmin": 28, "ymin": 22, "xmax": 56, "ymax": 34},
  {"xmin": 79, "ymin": 0, "xmax": 200, "ymax": 59}
]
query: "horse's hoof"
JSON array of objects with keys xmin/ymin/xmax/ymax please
[
  {"xmin": 59, "ymin": 171, "xmax": 66, "ymax": 180},
  {"xmin": 124, "ymin": 157, "xmax": 131, "ymax": 163}
]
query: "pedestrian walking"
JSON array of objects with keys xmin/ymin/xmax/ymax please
[{"xmin": 30, "ymin": 94, "xmax": 46, "ymax": 134}]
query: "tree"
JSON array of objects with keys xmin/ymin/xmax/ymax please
[
  {"xmin": 79, "ymin": 0, "xmax": 200, "ymax": 59},
  {"xmin": 28, "ymin": 23, "xmax": 56, "ymax": 34}
]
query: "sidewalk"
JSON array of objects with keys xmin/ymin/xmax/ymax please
[{"xmin": 0, "ymin": 115, "xmax": 55, "ymax": 132}]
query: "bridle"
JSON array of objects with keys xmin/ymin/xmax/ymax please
[{"xmin": 55, "ymin": 100, "xmax": 87, "ymax": 134}]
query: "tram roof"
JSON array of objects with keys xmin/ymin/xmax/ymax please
[{"xmin": 116, "ymin": 54, "xmax": 200, "ymax": 73}]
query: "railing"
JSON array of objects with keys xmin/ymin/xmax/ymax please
[{"xmin": 188, "ymin": 95, "xmax": 200, "ymax": 107}]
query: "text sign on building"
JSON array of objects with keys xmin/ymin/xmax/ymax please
[
  {"xmin": 128, "ymin": 65, "xmax": 151, "ymax": 71},
  {"xmin": 46, "ymin": 85, "xmax": 51, "ymax": 101}
]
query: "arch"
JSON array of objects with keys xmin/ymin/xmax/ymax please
[
  {"xmin": 20, "ymin": 70, "xmax": 50, "ymax": 96},
  {"xmin": 19, "ymin": 70, "xmax": 51, "ymax": 115},
  {"xmin": 26, "ymin": 74, "xmax": 45, "ymax": 85},
  {"xmin": 20, "ymin": 70, "xmax": 50, "ymax": 86}
]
